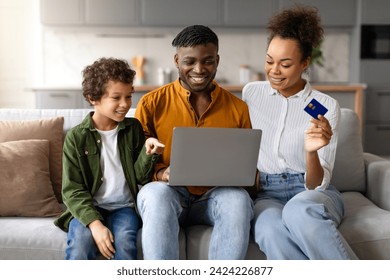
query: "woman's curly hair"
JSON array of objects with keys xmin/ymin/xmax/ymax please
[
  {"xmin": 267, "ymin": 5, "xmax": 324, "ymax": 62},
  {"xmin": 82, "ymin": 57, "xmax": 136, "ymax": 104}
]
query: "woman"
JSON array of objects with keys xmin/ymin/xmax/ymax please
[{"xmin": 242, "ymin": 5, "xmax": 357, "ymax": 259}]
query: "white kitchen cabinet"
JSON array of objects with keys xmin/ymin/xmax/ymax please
[
  {"xmin": 278, "ymin": 0, "xmax": 357, "ymax": 27},
  {"xmin": 39, "ymin": 0, "xmax": 277, "ymax": 28},
  {"xmin": 365, "ymin": 88, "xmax": 390, "ymax": 122},
  {"xmin": 360, "ymin": 60, "xmax": 390, "ymax": 154},
  {"xmin": 40, "ymin": 0, "xmax": 139, "ymax": 26},
  {"xmin": 34, "ymin": 88, "xmax": 148, "ymax": 109},
  {"xmin": 361, "ymin": 60, "xmax": 390, "ymax": 89},
  {"xmin": 142, "ymin": 0, "xmax": 277, "ymax": 27},
  {"xmin": 140, "ymin": 0, "xmax": 220, "ymax": 27},
  {"xmin": 40, "ymin": 0, "xmax": 84, "ymax": 25},
  {"xmin": 41, "ymin": 0, "xmax": 358, "ymax": 28},
  {"xmin": 362, "ymin": 0, "xmax": 390, "ymax": 24},
  {"xmin": 85, "ymin": 0, "xmax": 138, "ymax": 26},
  {"xmin": 35, "ymin": 90, "xmax": 89, "ymax": 109},
  {"xmin": 364, "ymin": 124, "xmax": 390, "ymax": 155},
  {"xmin": 222, "ymin": 0, "xmax": 276, "ymax": 27},
  {"xmin": 41, "ymin": 0, "xmax": 221, "ymax": 27},
  {"xmin": 359, "ymin": 2, "xmax": 390, "ymax": 155}
]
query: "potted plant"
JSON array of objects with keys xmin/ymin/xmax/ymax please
[
  {"xmin": 308, "ymin": 41, "xmax": 324, "ymax": 82},
  {"xmin": 311, "ymin": 41, "xmax": 325, "ymax": 67}
]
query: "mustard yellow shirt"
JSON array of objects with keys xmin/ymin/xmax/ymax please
[{"xmin": 135, "ymin": 79, "xmax": 251, "ymax": 195}]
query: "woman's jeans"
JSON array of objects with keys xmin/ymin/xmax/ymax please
[
  {"xmin": 252, "ymin": 173, "xmax": 358, "ymax": 260},
  {"xmin": 137, "ymin": 181, "xmax": 254, "ymax": 260},
  {"xmin": 65, "ymin": 206, "xmax": 139, "ymax": 260}
]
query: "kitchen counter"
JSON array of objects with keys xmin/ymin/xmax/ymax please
[{"xmin": 31, "ymin": 83, "xmax": 367, "ymax": 128}]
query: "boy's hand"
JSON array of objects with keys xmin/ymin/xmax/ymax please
[
  {"xmin": 88, "ymin": 220, "xmax": 115, "ymax": 259},
  {"xmin": 145, "ymin": 137, "xmax": 165, "ymax": 155}
]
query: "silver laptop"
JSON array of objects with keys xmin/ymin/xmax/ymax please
[{"xmin": 169, "ymin": 127, "xmax": 262, "ymax": 187}]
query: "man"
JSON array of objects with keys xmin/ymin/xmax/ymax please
[{"xmin": 135, "ymin": 25, "xmax": 253, "ymax": 260}]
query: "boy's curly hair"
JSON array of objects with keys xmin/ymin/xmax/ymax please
[
  {"xmin": 267, "ymin": 5, "xmax": 324, "ymax": 62},
  {"xmin": 82, "ymin": 57, "xmax": 136, "ymax": 104}
]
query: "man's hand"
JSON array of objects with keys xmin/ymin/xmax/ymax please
[
  {"xmin": 157, "ymin": 166, "xmax": 170, "ymax": 182},
  {"xmin": 88, "ymin": 220, "xmax": 115, "ymax": 259},
  {"xmin": 145, "ymin": 137, "xmax": 165, "ymax": 155}
]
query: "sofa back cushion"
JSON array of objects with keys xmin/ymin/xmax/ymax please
[
  {"xmin": 0, "ymin": 116, "xmax": 64, "ymax": 202},
  {"xmin": 331, "ymin": 108, "xmax": 365, "ymax": 192}
]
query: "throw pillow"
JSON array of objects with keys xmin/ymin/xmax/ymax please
[
  {"xmin": 0, "ymin": 117, "xmax": 64, "ymax": 202},
  {"xmin": 0, "ymin": 139, "xmax": 63, "ymax": 217}
]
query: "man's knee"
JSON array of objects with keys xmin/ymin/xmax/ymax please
[
  {"xmin": 219, "ymin": 187, "xmax": 252, "ymax": 208},
  {"xmin": 139, "ymin": 181, "xmax": 170, "ymax": 197},
  {"xmin": 137, "ymin": 182, "xmax": 182, "ymax": 218},
  {"xmin": 212, "ymin": 187, "xmax": 253, "ymax": 219}
]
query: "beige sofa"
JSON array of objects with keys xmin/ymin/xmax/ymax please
[{"xmin": 0, "ymin": 107, "xmax": 389, "ymax": 260}]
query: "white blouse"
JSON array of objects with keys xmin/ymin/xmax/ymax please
[{"xmin": 242, "ymin": 81, "xmax": 340, "ymax": 190}]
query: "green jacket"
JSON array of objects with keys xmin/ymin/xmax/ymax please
[{"xmin": 54, "ymin": 113, "xmax": 159, "ymax": 232}]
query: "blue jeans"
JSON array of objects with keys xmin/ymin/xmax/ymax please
[
  {"xmin": 137, "ymin": 181, "xmax": 254, "ymax": 259},
  {"xmin": 65, "ymin": 206, "xmax": 139, "ymax": 260},
  {"xmin": 252, "ymin": 173, "xmax": 358, "ymax": 260}
]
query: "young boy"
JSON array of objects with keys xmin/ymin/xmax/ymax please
[{"xmin": 54, "ymin": 57, "xmax": 164, "ymax": 260}]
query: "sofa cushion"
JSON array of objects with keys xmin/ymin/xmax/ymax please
[
  {"xmin": 0, "ymin": 140, "xmax": 63, "ymax": 217},
  {"xmin": 0, "ymin": 217, "xmax": 66, "ymax": 259},
  {"xmin": 339, "ymin": 192, "xmax": 390, "ymax": 259},
  {"xmin": 0, "ymin": 117, "xmax": 64, "ymax": 202},
  {"xmin": 331, "ymin": 108, "xmax": 365, "ymax": 192},
  {"xmin": 185, "ymin": 225, "xmax": 266, "ymax": 260}
]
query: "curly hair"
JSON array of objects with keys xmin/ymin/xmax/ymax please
[
  {"xmin": 82, "ymin": 57, "xmax": 136, "ymax": 104},
  {"xmin": 267, "ymin": 5, "xmax": 324, "ymax": 62},
  {"xmin": 172, "ymin": 25, "xmax": 219, "ymax": 51}
]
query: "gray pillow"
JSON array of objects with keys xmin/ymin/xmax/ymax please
[{"xmin": 332, "ymin": 108, "xmax": 365, "ymax": 192}]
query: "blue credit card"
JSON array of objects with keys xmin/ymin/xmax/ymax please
[{"xmin": 304, "ymin": 98, "xmax": 328, "ymax": 119}]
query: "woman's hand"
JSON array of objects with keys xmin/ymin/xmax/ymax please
[
  {"xmin": 145, "ymin": 137, "xmax": 165, "ymax": 155},
  {"xmin": 304, "ymin": 115, "xmax": 333, "ymax": 152},
  {"xmin": 88, "ymin": 220, "xmax": 115, "ymax": 259}
]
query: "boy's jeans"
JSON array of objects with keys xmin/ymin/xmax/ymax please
[{"xmin": 65, "ymin": 206, "xmax": 139, "ymax": 260}]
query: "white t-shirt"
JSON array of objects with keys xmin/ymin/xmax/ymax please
[
  {"xmin": 93, "ymin": 126, "xmax": 133, "ymax": 210},
  {"xmin": 242, "ymin": 81, "xmax": 340, "ymax": 190}
]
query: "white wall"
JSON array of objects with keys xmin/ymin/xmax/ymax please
[
  {"xmin": 0, "ymin": 0, "xmax": 41, "ymax": 108},
  {"xmin": 41, "ymin": 28, "xmax": 350, "ymax": 87},
  {"xmin": 0, "ymin": 0, "xmax": 350, "ymax": 108}
]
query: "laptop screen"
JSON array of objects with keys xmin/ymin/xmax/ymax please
[{"xmin": 169, "ymin": 127, "xmax": 262, "ymax": 187}]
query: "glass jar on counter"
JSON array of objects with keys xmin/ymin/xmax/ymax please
[
  {"xmin": 157, "ymin": 68, "xmax": 172, "ymax": 85},
  {"xmin": 239, "ymin": 65, "xmax": 251, "ymax": 85}
]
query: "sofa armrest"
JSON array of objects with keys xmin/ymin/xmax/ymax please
[{"xmin": 364, "ymin": 153, "xmax": 390, "ymax": 211}]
